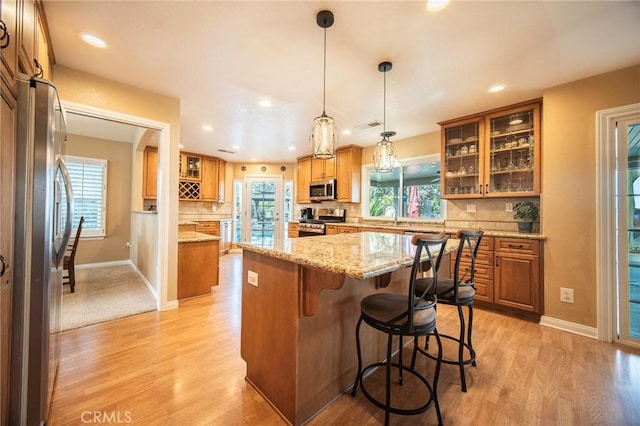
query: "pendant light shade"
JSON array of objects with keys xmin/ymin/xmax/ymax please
[
  {"xmin": 373, "ymin": 61, "xmax": 397, "ymax": 173},
  {"xmin": 310, "ymin": 10, "xmax": 336, "ymax": 159}
]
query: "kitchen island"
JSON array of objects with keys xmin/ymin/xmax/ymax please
[
  {"xmin": 238, "ymin": 232, "xmax": 458, "ymax": 425},
  {"xmin": 178, "ymin": 231, "xmax": 220, "ymax": 300}
]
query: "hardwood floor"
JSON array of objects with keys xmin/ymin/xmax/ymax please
[{"xmin": 49, "ymin": 253, "xmax": 640, "ymax": 425}]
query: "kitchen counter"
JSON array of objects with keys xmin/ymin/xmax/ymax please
[
  {"xmin": 240, "ymin": 232, "xmax": 457, "ymax": 425},
  {"xmin": 288, "ymin": 220, "xmax": 546, "ymax": 240},
  {"xmin": 239, "ymin": 232, "xmax": 458, "ymax": 280},
  {"xmin": 178, "ymin": 231, "xmax": 220, "ymax": 244}
]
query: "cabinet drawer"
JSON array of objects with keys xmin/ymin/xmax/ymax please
[
  {"xmin": 453, "ymin": 261, "xmax": 494, "ymax": 281},
  {"xmin": 495, "ymin": 238, "xmax": 540, "ymax": 255},
  {"xmin": 196, "ymin": 221, "xmax": 219, "ymax": 235},
  {"xmin": 179, "ymin": 224, "xmax": 196, "ymax": 232},
  {"xmin": 452, "ymin": 249, "xmax": 493, "ymax": 266},
  {"xmin": 337, "ymin": 227, "xmax": 359, "ymax": 234},
  {"xmin": 473, "ymin": 277, "xmax": 494, "ymax": 303}
]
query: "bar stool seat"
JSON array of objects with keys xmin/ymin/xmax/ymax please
[{"xmin": 351, "ymin": 233, "xmax": 448, "ymax": 426}]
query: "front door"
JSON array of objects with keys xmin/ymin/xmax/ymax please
[{"xmin": 243, "ymin": 177, "xmax": 284, "ymax": 245}]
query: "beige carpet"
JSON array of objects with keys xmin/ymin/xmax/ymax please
[{"xmin": 62, "ymin": 264, "xmax": 157, "ymax": 331}]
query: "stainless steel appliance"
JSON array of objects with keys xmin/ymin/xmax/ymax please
[
  {"xmin": 300, "ymin": 207, "xmax": 314, "ymax": 221},
  {"xmin": 309, "ymin": 179, "xmax": 336, "ymax": 201},
  {"xmin": 10, "ymin": 75, "xmax": 72, "ymax": 425},
  {"xmin": 298, "ymin": 208, "xmax": 345, "ymax": 236}
]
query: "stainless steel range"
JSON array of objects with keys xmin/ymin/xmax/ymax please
[{"xmin": 298, "ymin": 208, "xmax": 346, "ymax": 237}]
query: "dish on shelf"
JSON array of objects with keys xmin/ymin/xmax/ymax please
[
  {"xmin": 491, "ymin": 130, "xmax": 501, "ymax": 136},
  {"xmin": 449, "ymin": 138, "xmax": 462, "ymax": 144},
  {"xmin": 464, "ymin": 136, "xmax": 476, "ymax": 142},
  {"xmin": 507, "ymin": 123, "xmax": 528, "ymax": 132}
]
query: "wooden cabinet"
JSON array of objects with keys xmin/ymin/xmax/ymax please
[
  {"xmin": 142, "ymin": 146, "xmax": 157, "ymax": 200},
  {"xmin": 0, "ymin": 76, "xmax": 15, "ymax": 426},
  {"xmin": 336, "ymin": 226, "xmax": 359, "ymax": 234},
  {"xmin": 441, "ymin": 100, "xmax": 541, "ymax": 199},
  {"xmin": 296, "ymin": 156, "xmax": 311, "ymax": 203},
  {"xmin": 201, "ymin": 157, "xmax": 219, "ymax": 202},
  {"xmin": 0, "ymin": 0, "xmax": 18, "ymax": 95},
  {"xmin": 494, "ymin": 237, "xmax": 543, "ymax": 313},
  {"xmin": 451, "ymin": 236, "xmax": 495, "ymax": 303},
  {"xmin": 311, "ymin": 155, "xmax": 335, "ymax": 181},
  {"xmin": 336, "ymin": 145, "xmax": 362, "ymax": 203},
  {"xmin": 196, "ymin": 220, "xmax": 232, "ymax": 254},
  {"xmin": 179, "ymin": 152, "xmax": 201, "ymax": 180},
  {"xmin": 17, "ymin": 0, "xmax": 34, "ymax": 75},
  {"xmin": 325, "ymin": 225, "xmax": 337, "ymax": 235},
  {"xmin": 177, "ymin": 153, "xmax": 225, "ymax": 202},
  {"xmin": 178, "ymin": 223, "xmax": 196, "ymax": 232},
  {"xmin": 287, "ymin": 222, "xmax": 299, "ymax": 238},
  {"xmin": 34, "ymin": 10, "xmax": 48, "ymax": 78},
  {"xmin": 178, "ymin": 239, "xmax": 219, "ymax": 299}
]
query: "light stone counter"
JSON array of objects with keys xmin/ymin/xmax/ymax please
[
  {"xmin": 178, "ymin": 231, "xmax": 220, "ymax": 244},
  {"xmin": 238, "ymin": 231, "xmax": 458, "ymax": 280}
]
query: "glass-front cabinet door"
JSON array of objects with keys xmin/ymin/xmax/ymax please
[
  {"xmin": 440, "ymin": 100, "xmax": 541, "ymax": 199},
  {"xmin": 484, "ymin": 103, "xmax": 541, "ymax": 196},
  {"xmin": 442, "ymin": 118, "xmax": 483, "ymax": 198}
]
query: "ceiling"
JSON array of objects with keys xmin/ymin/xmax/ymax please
[{"xmin": 43, "ymin": 1, "xmax": 640, "ymax": 163}]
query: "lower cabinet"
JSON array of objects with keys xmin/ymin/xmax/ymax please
[
  {"xmin": 336, "ymin": 226, "xmax": 359, "ymax": 234},
  {"xmin": 196, "ymin": 220, "xmax": 232, "ymax": 254},
  {"xmin": 287, "ymin": 222, "xmax": 299, "ymax": 238},
  {"xmin": 177, "ymin": 239, "xmax": 219, "ymax": 300},
  {"xmin": 494, "ymin": 238, "xmax": 543, "ymax": 313},
  {"xmin": 451, "ymin": 235, "xmax": 543, "ymax": 316}
]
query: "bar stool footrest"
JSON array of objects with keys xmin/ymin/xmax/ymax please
[
  {"xmin": 418, "ymin": 333, "xmax": 476, "ymax": 366},
  {"xmin": 359, "ymin": 362, "xmax": 437, "ymax": 416}
]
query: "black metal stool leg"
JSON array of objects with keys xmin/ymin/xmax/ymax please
[
  {"xmin": 351, "ymin": 317, "xmax": 364, "ymax": 397},
  {"xmin": 468, "ymin": 304, "xmax": 476, "ymax": 367},
  {"xmin": 385, "ymin": 333, "xmax": 393, "ymax": 426},
  {"xmin": 433, "ymin": 329, "xmax": 444, "ymax": 426},
  {"xmin": 398, "ymin": 336, "xmax": 404, "ymax": 385},
  {"xmin": 457, "ymin": 305, "xmax": 467, "ymax": 392}
]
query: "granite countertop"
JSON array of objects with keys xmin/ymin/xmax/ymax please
[
  {"xmin": 178, "ymin": 218, "xmax": 234, "ymax": 225},
  {"xmin": 239, "ymin": 232, "xmax": 459, "ymax": 280},
  {"xmin": 178, "ymin": 231, "xmax": 221, "ymax": 243},
  {"xmin": 289, "ymin": 220, "xmax": 545, "ymax": 240}
]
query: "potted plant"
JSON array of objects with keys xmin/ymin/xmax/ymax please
[{"xmin": 513, "ymin": 201, "xmax": 539, "ymax": 233}]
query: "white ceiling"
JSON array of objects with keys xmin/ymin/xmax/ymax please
[{"xmin": 43, "ymin": 1, "xmax": 640, "ymax": 163}]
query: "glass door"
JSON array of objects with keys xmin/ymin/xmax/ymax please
[
  {"xmin": 617, "ymin": 117, "xmax": 640, "ymax": 346},
  {"xmin": 242, "ymin": 177, "xmax": 284, "ymax": 245}
]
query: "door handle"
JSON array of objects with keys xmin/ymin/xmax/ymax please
[{"xmin": 0, "ymin": 255, "xmax": 6, "ymax": 277}]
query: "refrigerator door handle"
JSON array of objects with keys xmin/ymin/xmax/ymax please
[{"xmin": 54, "ymin": 157, "xmax": 74, "ymax": 266}]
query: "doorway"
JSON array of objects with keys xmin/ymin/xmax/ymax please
[
  {"xmin": 242, "ymin": 176, "xmax": 284, "ymax": 245},
  {"xmin": 597, "ymin": 103, "xmax": 640, "ymax": 348}
]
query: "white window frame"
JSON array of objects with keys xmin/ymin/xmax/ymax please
[
  {"xmin": 362, "ymin": 153, "xmax": 446, "ymax": 222},
  {"xmin": 64, "ymin": 155, "xmax": 107, "ymax": 238}
]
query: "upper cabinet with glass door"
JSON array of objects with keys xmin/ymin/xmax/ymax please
[{"xmin": 440, "ymin": 100, "xmax": 541, "ymax": 199}]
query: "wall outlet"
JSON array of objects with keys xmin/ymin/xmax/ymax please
[
  {"xmin": 560, "ymin": 287, "xmax": 574, "ymax": 303},
  {"xmin": 505, "ymin": 202, "xmax": 513, "ymax": 212},
  {"xmin": 466, "ymin": 204, "xmax": 476, "ymax": 213},
  {"xmin": 247, "ymin": 270, "xmax": 258, "ymax": 287}
]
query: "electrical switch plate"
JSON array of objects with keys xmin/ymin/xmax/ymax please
[
  {"xmin": 248, "ymin": 270, "xmax": 258, "ymax": 287},
  {"xmin": 560, "ymin": 287, "xmax": 574, "ymax": 303},
  {"xmin": 505, "ymin": 202, "xmax": 513, "ymax": 212},
  {"xmin": 466, "ymin": 204, "xmax": 476, "ymax": 213}
]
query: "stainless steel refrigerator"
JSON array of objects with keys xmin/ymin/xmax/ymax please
[{"xmin": 10, "ymin": 75, "xmax": 72, "ymax": 425}]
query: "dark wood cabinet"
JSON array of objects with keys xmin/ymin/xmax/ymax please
[{"xmin": 494, "ymin": 238, "xmax": 543, "ymax": 313}]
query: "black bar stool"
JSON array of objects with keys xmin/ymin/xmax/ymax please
[
  {"xmin": 351, "ymin": 232, "xmax": 449, "ymax": 426},
  {"xmin": 413, "ymin": 229, "xmax": 484, "ymax": 392}
]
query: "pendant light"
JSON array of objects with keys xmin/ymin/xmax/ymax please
[
  {"xmin": 373, "ymin": 61, "xmax": 396, "ymax": 173},
  {"xmin": 310, "ymin": 10, "xmax": 336, "ymax": 159}
]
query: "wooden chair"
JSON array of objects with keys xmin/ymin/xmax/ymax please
[{"xmin": 63, "ymin": 216, "xmax": 84, "ymax": 293}]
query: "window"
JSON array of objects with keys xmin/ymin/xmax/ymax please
[
  {"xmin": 64, "ymin": 155, "xmax": 107, "ymax": 238},
  {"xmin": 363, "ymin": 154, "xmax": 444, "ymax": 220}
]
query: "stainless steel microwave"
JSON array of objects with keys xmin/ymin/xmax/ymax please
[{"xmin": 309, "ymin": 179, "xmax": 336, "ymax": 201}]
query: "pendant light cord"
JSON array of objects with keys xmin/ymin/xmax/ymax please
[
  {"xmin": 322, "ymin": 27, "xmax": 327, "ymax": 115},
  {"xmin": 383, "ymin": 69, "xmax": 386, "ymax": 133}
]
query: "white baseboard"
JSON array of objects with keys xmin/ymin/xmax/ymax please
[
  {"xmin": 165, "ymin": 300, "xmax": 179, "ymax": 310},
  {"xmin": 75, "ymin": 259, "xmax": 132, "ymax": 269},
  {"xmin": 129, "ymin": 264, "xmax": 159, "ymax": 302},
  {"xmin": 539, "ymin": 315, "xmax": 598, "ymax": 339}
]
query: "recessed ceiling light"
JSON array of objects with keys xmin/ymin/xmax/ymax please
[
  {"xmin": 202, "ymin": 125, "xmax": 213, "ymax": 131},
  {"xmin": 258, "ymin": 100, "xmax": 272, "ymax": 107},
  {"xmin": 250, "ymin": 158, "xmax": 257, "ymax": 162},
  {"xmin": 178, "ymin": 144, "xmax": 185, "ymax": 149},
  {"xmin": 489, "ymin": 84, "xmax": 505, "ymax": 93},
  {"xmin": 232, "ymin": 145, "xmax": 240, "ymax": 150},
  {"xmin": 342, "ymin": 130, "xmax": 351, "ymax": 135},
  {"xmin": 81, "ymin": 34, "xmax": 106, "ymax": 48},
  {"xmin": 426, "ymin": 0, "xmax": 450, "ymax": 12},
  {"xmin": 288, "ymin": 146, "xmax": 296, "ymax": 151}
]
